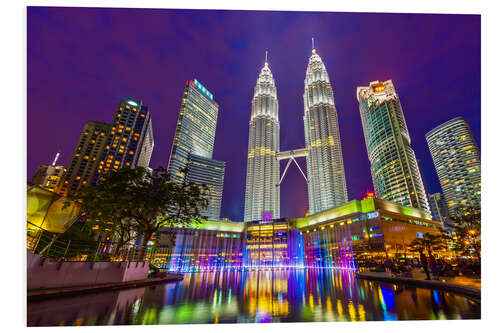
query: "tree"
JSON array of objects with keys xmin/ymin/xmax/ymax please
[
  {"xmin": 447, "ymin": 204, "xmax": 481, "ymax": 261},
  {"xmin": 409, "ymin": 232, "xmax": 448, "ymax": 256},
  {"xmin": 67, "ymin": 166, "xmax": 210, "ymax": 260}
]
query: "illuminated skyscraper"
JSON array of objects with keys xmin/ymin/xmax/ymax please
[
  {"xmin": 428, "ymin": 192, "xmax": 449, "ymax": 224},
  {"xmin": 58, "ymin": 121, "xmax": 111, "ymax": 196},
  {"xmin": 100, "ymin": 98, "xmax": 154, "ymax": 175},
  {"xmin": 425, "ymin": 117, "xmax": 481, "ymax": 210},
  {"xmin": 168, "ymin": 80, "xmax": 225, "ymax": 220},
  {"xmin": 186, "ymin": 154, "xmax": 225, "ymax": 220},
  {"xmin": 244, "ymin": 56, "xmax": 280, "ymax": 221},
  {"xmin": 303, "ymin": 46, "xmax": 347, "ymax": 214},
  {"xmin": 357, "ymin": 80, "xmax": 430, "ymax": 213}
]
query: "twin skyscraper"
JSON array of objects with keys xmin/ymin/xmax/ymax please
[{"xmin": 244, "ymin": 46, "xmax": 348, "ymax": 221}]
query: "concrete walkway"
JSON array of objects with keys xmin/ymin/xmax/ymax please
[
  {"xmin": 28, "ymin": 273, "xmax": 184, "ymax": 302},
  {"xmin": 357, "ymin": 269, "xmax": 480, "ymax": 302}
]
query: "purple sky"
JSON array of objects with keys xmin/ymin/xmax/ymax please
[{"xmin": 27, "ymin": 7, "xmax": 480, "ymax": 221}]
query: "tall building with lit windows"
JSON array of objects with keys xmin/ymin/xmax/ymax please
[
  {"xmin": 428, "ymin": 192, "xmax": 449, "ymax": 224},
  {"xmin": 244, "ymin": 58, "xmax": 280, "ymax": 221},
  {"xmin": 99, "ymin": 99, "xmax": 154, "ymax": 176},
  {"xmin": 303, "ymin": 47, "xmax": 348, "ymax": 214},
  {"xmin": 58, "ymin": 121, "xmax": 111, "ymax": 196},
  {"xmin": 425, "ymin": 117, "xmax": 481, "ymax": 211},
  {"xmin": 357, "ymin": 80, "xmax": 430, "ymax": 214},
  {"xmin": 168, "ymin": 80, "xmax": 225, "ymax": 220}
]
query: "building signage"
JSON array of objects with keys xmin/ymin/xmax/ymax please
[
  {"xmin": 194, "ymin": 79, "xmax": 214, "ymax": 101},
  {"xmin": 367, "ymin": 211, "xmax": 379, "ymax": 219}
]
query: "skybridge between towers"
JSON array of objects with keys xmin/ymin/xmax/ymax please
[{"xmin": 276, "ymin": 148, "xmax": 308, "ymax": 186}]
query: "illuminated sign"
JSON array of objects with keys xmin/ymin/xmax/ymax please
[
  {"xmin": 193, "ymin": 79, "xmax": 214, "ymax": 101},
  {"xmin": 127, "ymin": 100, "xmax": 138, "ymax": 106},
  {"xmin": 373, "ymin": 84, "xmax": 385, "ymax": 92},
  {"xmin": 417, "ymin": 232, "xmax": 424, "ymax": 239},
  {"xmin": 262, "ymin": 212, "xmax": 272, "ymax": 222},
  {"xmin": 367, "ymin": 211, "xmax": 379, "ymax": 219}
]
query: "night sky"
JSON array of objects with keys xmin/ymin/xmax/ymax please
[{"xmin": 27, "ymin": 7, "xmax": 480, "ymax": 221}]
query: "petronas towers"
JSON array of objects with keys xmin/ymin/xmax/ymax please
[
  {"xmin": 303, "ymin": 48, "xmax": 348, "ymax": 214},
  {"xmin": 244, "ymin": 46, "xmax": 348, "ymax": 221},
  {"xmin": 244, "ymin": 57, "xmax": 280, "ymax": 221}
]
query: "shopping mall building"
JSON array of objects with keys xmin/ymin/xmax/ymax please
[{"xmin": 154, "ymin": 197, "xmax": 443, "ymax": 272}]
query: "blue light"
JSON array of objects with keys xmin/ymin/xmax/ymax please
[
  {"xmin": 367, "ymin": 211, "xmax": 379, "ymax": 219},
  {"xmin": 417, "ymin": 232, "xmax": 424, "ymax": 239},
  {"xmin": 194, "ymin": 79, "xmax": 214, "ymax": 101}
]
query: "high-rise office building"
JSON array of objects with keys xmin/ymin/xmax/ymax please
[
  {"xmin": 244, "ymin": 57, "xmax": 280, "ymax": 221},
  {"xmin": 100, "ymin": 98, "xmax": 154, "ymax": 175},
  {"xmin": 425, "ymin": 117, "xmax": 481, "ymax": 211},
  {"xmin": 31, "ymin": 152, "xmax": 66, "ymax": 192},
  {"xmin": 428, "ymin": 192, "xmax": 449, "ymax": 224},
  {"xmin": 58, "ymin": 121, "xmax": 111, "ymax": 196},
  {"xmin": 303, "ymin": 47, "xmax": 348, "ymax": 214},
  {"xmin": 357, "ymin": 80, "xmax": 430, "ymax": 213},
  {"xmin": 168, "ymin": 80, "xmax": 225, "ymax": 220},
  {"xmin": 186, "ymin": 154, "xmax": 225, "ymax": 220}
]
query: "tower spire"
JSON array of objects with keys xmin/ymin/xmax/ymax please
[
  {"xmin": 52, "ymin": 151, "xmax": 60, "ymax": 166},
  {"xmin": 312, "ymin": 37, "xmax": 315, "ymax": 52},
  {"xmin": 265, "ymin": 50, "xmax": 268, "ymax": 64}
]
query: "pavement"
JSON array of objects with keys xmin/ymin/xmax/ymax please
[
  {"xmin": 27, "ymin": 273, "xmax": 184, "ymax": 302},
  {"xmin": 357, "ymin": 268, "xmax": 480, "ymax": 301}
]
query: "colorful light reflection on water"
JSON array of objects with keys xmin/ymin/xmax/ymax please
[{"xmin": 27, "ymin": 269, "xmax": 480, "ymax": 326}]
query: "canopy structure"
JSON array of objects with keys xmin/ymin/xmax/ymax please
[{"xmin": 27, "ymin": 185, "xmax": 81, "ymax": 233}]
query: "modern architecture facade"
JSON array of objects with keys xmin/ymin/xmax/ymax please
[
  {"xmin": 154, "ymin": 197, "xmax": 442, "ymax": 272},
  {"xmin": 425, "ymin": 117, "xmax": 481, "ymax": 211},
  {"xmin": 186, "ymin": 154, "xmax": 225, "ymax": 220},
  {"xmin": 244, "ymin": 59, "xmax": 280, "ymax": 221},
  {"xmin": 168, "ymin": 79, "xmax": 225, "ymax": 220},
  {"xmin": 303, "ymin": 48, "xmax": 348, "ymax": 214},
  {"xmin": 428, "ymin": 192, "xmax": 449, "ymax": 224},
  {"xmin": 357, "ymin": 80, "xmax": 430, "ymax": 214},
  {"xmin": 100, "ymin": 98, "xmax": 154, "ymax": 176},
  {"xmin": 58, "ymin": 121, "xmax": 111, "ymax": 196}
]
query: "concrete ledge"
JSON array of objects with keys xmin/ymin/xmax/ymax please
[
  {"xmin": 27, "ymin": 274, "xmax": 184, "ymax": 302},
  {"xmin": 357, "ymin": 272, "xmax": 481, "ymax": 302}
]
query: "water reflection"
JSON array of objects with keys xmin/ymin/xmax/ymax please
[{"xmin": 27, "ymin": 269, "xmax": 480, "ymax": 326}]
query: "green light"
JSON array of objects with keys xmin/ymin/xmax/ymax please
[{"xmin": 171, "ymin": 219, "xmax": 245, "ymax": 233}]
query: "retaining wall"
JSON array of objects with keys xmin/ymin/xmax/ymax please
[{"xmin": 27, "ymin": 252, "xmax": 149, "ymax": 290}]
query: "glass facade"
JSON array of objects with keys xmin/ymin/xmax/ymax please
[
  {"xmin": 425, "ymin": 117, "xmax": 481, "ymax": 211},
  {"xmin": 186, "ymin": 154, "xmax": 225, "ymax": 220},
  {"xmin": 156, "ymin": 198, "xmax": 441, "ymax": 272},
  {"xmin": 357, "ymin": 80, "xmax": 430, "ymax": 214},
  {"xmin": 428, "ymin": 192, "xmax": 449, "ymax": 225},
  {"xmin": 168, "ymin": 80, "xmax": 225, "ymax": 219},
  {"xmin": 303, "ymin": 49, "xmax": 348, "ymax": 214}
]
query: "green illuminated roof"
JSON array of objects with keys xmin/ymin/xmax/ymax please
[
  {"xmin": 173, "ymin": 219, "xmax": 245, "ymax": 233},
  {"xmin": 291, "ymin": 197, "xmax": 432, "ymax": 229}
]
